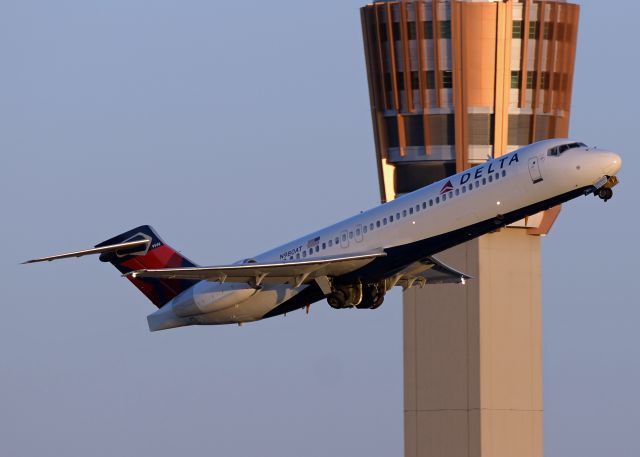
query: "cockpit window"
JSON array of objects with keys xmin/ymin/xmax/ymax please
[{"xmin": 548, "ymin": 142, "xmax": 587, "ymax": 156}]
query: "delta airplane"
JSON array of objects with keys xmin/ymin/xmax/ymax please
[{"xmin": 25, "ymin": 138, "xmax": 621, "ymax": 331}]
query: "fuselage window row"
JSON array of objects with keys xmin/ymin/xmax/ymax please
[{"xmin": 299, "ymin": 167, "xmax": 509, "ymax": 258}]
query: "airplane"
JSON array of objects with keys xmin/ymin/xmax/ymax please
[{"xmin": 24, "ymin": 138, "xmax": 621, "ymax": 331}]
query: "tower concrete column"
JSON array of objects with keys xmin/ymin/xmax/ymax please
[{"xmin": 404, "ymin": 231, "xmax": 542, "ymax": 457}]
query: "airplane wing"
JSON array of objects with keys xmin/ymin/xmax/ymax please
[
  {"xmin": 394, "ymin": 256, "xmax": 471, "ymax": 289},
  {"xmin": 126, "ymin": 250, "xmax": 387, "ymax": 287}
]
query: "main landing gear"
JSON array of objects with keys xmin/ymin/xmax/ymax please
[
  {"xmin": 595, "ymin": 175, "xmax": 619, "ymax": 202},
  {"xmin": 326, "ymin": 280, "xmax": 386, "ymax": 310}
]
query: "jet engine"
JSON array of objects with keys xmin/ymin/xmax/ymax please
[{"xmin": 171, "ymin": 282, "xmax": 258, "ymax": 317}]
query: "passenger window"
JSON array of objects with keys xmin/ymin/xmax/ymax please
[
  {"xmin": 303, "ymin": 251, "xmax": 307, "ymax": 258},
  {"xmin": 315, "ymin": 246, "xmax": 319, "ymax": 253},
  {"xmin": 442, "ymin": 194, "xmax": 447, "ymax": 201},
  {"xmin": 377, "ymin": 220, "xmax": 381, "ymax": 228},
  {"xmin": 309, "ymin": 249, "xmax": 313, "ymax": 255},
  {"xmin": 383, "ymin": 218, "xmax": 387, "ymax": 225},
  {"xmin": 422, "ymin": 202, "xmax": 427, "ymax": 209},
  {"xmin": 356, "ymin": 228, "xmax": 361, "ymax": 236},
  {"xmin": 322, "ymin": 242, "xmax": 326, "ymax": 250},
  {"xmin": 489, "ymin": 175, "xmax": 493, "ymax": 183},
  {"xmin": 409, "ymin": 207, "xmax": 414, "ymax": 215},
  {"xmin": 455, "ymin": 189, "xmax": 460, "ymax": 196},
  {"xmin": 396, "ymin": 212, "xmax": 400, "ymax": 220},
  {"xmin": 429, "ymin": 199, "xmax": 433, "ymax": 206},
  {"xmin": 328, "ymin": 239, "xmax": 333, "ymax": 247},
  {"xmin": 389, "ymin": 215, "xmax": 394, "ymax": 222},
  {"xmin": 289, "ymin": 256, "xmax": 293, "ymax": 260},
  {"xmin": 296, "ymin": 253, "xmax": 300, "ymax": 259},
  {"xmin": 462, "ymin": 186, "xmax": 466, "ymax": 193},
  {"xmin": 435, "ymin": 197, "xmax": 440, "ymax": 204},
  {"xmin": 342, "ymin": 234, "xmax": 346, "ymax": 242},
  {"xmin": 363, "ymin": 226, "xmax": 367, "ymax": 234},
  {"xmin": 335, "ymin": 237, "xmax": 340, "ymax": 244},
  {"xmin": 502, "ymin": 170, "xmax": 506, "ymax": 177},
  {"xmin": 448, "ymin": 191, "xmax": 453, "ymax": 198},
  {"xmin": 495, "ymin": 173, "xmax": 499, "ymax": 180},
  {"xmin": 475, "ymin": 181, "xmax": 480, "ymax": 187},
  {"xmin": 370, "ymin": 223, "xmax": 374, "ymax": 230},
  {"xmin": 349, "ymin": 231, "xmax": 353, "ymax": 239},
  {"xmin": 403, "ymin": 209, "xmax": 407, "ymax": 217}
]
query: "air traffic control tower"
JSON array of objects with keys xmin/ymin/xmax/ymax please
[{"xmin": 360, "ymin": 1, "xmax": 579, "ymax": 456}]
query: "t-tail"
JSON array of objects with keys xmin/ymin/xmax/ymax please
[
  {"xmin": 96, "ymin": 226, "xmax": 198, "ymax": 307},
  {"xmin": 23, "ymin": 225, "xmax": 198, "ymax": 308}
]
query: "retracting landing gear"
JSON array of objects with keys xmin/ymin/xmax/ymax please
[
  {"xmin": 597, "ymin": 187, "xmax": 613, "ymax": 202},
  {"xmin": 326, "ymin": 280, "xmax": 387, "ymax": 310},
  {"xmin": 356, "ymin": 281, "xmax": 387, "ymax": 310},
  {"xmin": 327, "ymin": 281, "xmax": 363, "ymax": 309},
  {"xmin": 595, "ymin": 175, "xmax": 618, "ymax": 202}
]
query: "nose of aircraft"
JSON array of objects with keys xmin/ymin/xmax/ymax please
[{"xmin": 601, "ymin": 151, "xmax": 622, "ymax": 176}]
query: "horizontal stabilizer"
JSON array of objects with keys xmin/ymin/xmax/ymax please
[{"xmin": 23, "ymin": 239, "xmax": 150, "ymax": 264}]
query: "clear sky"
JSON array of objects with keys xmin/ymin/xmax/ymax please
[{"xmin": 1, "ymin": 1, "xmax": 637, "ymax": 456}]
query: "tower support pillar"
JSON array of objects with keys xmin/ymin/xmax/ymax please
[{"xmin": 404, "ymin": 229, "xmax": 542, "ymax": 457}]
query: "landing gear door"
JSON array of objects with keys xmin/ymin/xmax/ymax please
[{"xmin": 528, "ymin": 157, "xmax": 543, "ymax": 184}]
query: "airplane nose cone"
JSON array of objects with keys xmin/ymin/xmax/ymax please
[{"xmin": 603, "ymin": 151, "xmax": 622, "ymax": 176}]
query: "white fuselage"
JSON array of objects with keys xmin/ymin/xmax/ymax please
[{"xmin": 148, "ymin": 139, "xmax": 621, "ymax": 329}]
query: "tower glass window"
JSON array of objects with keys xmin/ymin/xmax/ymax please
[
  {"xmin": 423, "ymin": 21, "xmax": 433, "ymax": 39},
  {"xmin": 411, "ymin": 71, "xmax": 419, "ymax": 89},
  {"xmin": 385, "ymin": 117, "xmax": 399, "ymax": 148},
  {"xmin": 408, "ymin": 21, "xmax": 416, "ymax": 40},
  {"xmin": 442, "ymin": 71, "xmax": 453, "ymax": 88},
  {"xmin": 439, "ymin": 20, "xmax": 451, "ymax": 39},
  {"xmin": 404, "ymin": 115, "xmax": 425, "ymax": 147},
  {"xmin": 527, "ymin": 71, "xmax": 536, "ymax": 89},
  {"xmin": 512, "ymin": 20, "xmax": 523, "ymax": 39},
  {"xmin": 425, "ymin": 71, "xmax": 436, "ymax": 89},
  {"xmin": 511, "ymin": 71, "xmax": 521, "ymax": 89}
]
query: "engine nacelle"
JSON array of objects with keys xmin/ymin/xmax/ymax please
[{"xmin": 172, "ymin": 281, "xmax": 258, "ymax": 317}]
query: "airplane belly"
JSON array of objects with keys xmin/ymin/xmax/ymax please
[{"xmin": 196, "ymin": 284, "xmax": 307, "ymax": 324}]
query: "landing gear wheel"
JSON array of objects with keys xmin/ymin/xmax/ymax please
[
  {"xmin": 356, "ymin": 282, "xmax": 386, "ymax": 309},
  {"xmin": 597, "ymin": 187, "xmax": 613, "ymax": 202},
  {"xmin": 371, "ymin": 292, "xmax": 385, "ymax": 309},
  {"xmin": 327, "ymin": 289, "xmax": 347, "ymax": 309}
]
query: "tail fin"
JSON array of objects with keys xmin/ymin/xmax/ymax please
[{"xmin": 96, "ymin": 225, "xmax": 198, "ymax": 308}]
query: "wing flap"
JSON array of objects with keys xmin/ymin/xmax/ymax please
[
  {"xmin": 126, "ymin": 250, "xmax": 386, "ymax": 285},
  {"xmin": 396, "ymin": 255, "xmax": 471, "ymax": 288}
]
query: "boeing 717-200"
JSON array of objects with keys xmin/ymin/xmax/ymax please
[{"xmin": 24, "ymin": 139, "xmax": 621, "ymax": 331}]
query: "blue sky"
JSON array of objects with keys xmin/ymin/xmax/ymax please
[{"xmin": 1, "ymin": 1, "xmax": 638, "ymax": 456}]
